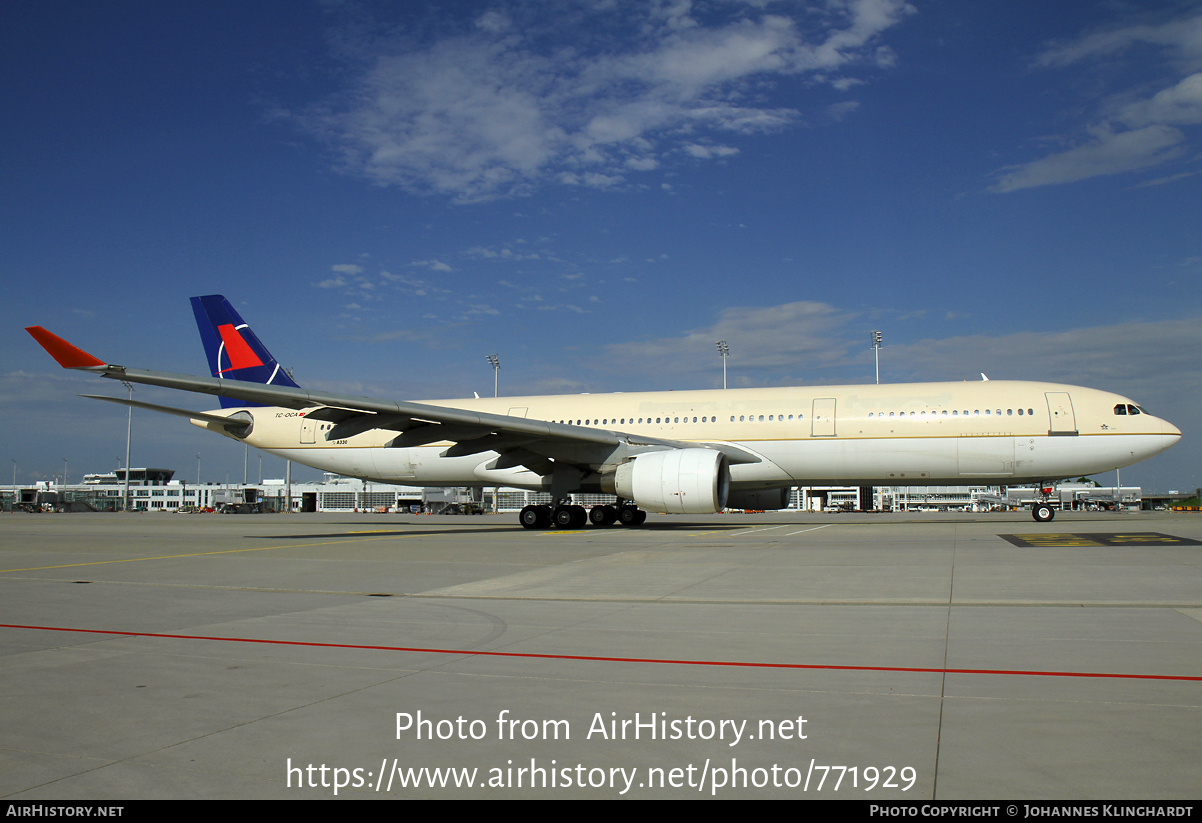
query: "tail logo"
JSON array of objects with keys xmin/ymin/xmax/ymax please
[
  {"xmin": 217, "ymin": 323, "xmax": 264, "ymax": 374},
  {"xmin": 191, "ymin": 294, "xmax": 300, "ymax": 409}
]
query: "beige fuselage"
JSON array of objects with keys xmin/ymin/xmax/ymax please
[{"xmin": 195, "ymin": 379, "xmax": 1180, "ymax": 494}]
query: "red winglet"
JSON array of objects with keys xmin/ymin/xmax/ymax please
[{"xmin": 25, "ymin": 326, "xmax": 107, "ymax": 369}]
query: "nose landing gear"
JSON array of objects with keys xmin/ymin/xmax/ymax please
[{"xmin": 1031, "ymin": 484, "xmax": 1057, "ymax": 522}]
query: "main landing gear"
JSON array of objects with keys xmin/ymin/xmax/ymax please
[{"xmin": 518, "ymin": 502, "xmax": 646, "ymax": 530}]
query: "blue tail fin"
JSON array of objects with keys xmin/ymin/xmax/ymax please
[{"xmin": 190, "ymin": 295, "xmax": 301, "ymax": 409}]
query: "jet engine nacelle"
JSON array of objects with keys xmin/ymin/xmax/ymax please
[
  {"xmin": 725, "ymin": 487, "xmax": 791, "ymax": 511},
  {"xmin": 613, "ymin": 448, "xmax": 730, "ymax": 514}
]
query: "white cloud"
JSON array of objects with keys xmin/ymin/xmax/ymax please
[
  {"xmin": 597, "ymin": 301, "xmax": 859, "ymax": 382},
  {"xmin": 992, "ymin": 124, "xmax": 1186, "ymax": 192},
  {"xmin": 474, "ymin": 10, "xmax": 511, "ymax": 34},
  {"xmin": 295, "ymin": 1, "xmax": 915, "ymax": 200},
  {"xmin": 1035, "ymin": 13, "xmax": 1202, "ymax": 71},
  {"xmin": 411, "ymin": 259, "xmax": 453, "ymax": 273},
  {"xmin": 590, "ymin": 300, "xmax": 1202, "ymax": 407},
  {"xmin": 882, "ymin": 319, "xmax": 1202, "ymax": 390},
  {"xmin": 682, "ymin": 142, "xmax": 740, "ymax": 158},
  {"xmin": 1118, "ymin": 72, "xmax": 1202, "ymax": 127},
  {"xmin": 464, "ymin": 304, "xmax": 500, "ymax": 316},
  {"xmin": 996, "ymin": 12, "xmax": 1202, "ymax": 192},
  {"xmin": 827, "ymin": 100, "xmax": 860, "ymax": 121}
]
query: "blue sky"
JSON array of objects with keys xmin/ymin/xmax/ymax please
[{"xmin": 3, "ymin": 0, "xmax": 1199, "ymax": 491}]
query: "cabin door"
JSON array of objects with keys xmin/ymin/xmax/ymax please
[
  {"xmin": 812, "ymin": 398, "xmax": 836, "ymax": 437},
  {"xmin": 1045, "ymin": 392, "xmax": 1077, "ymax": 436}
]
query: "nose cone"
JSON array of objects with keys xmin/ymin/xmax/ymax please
[{"xmin": 1144, "ymin": 416, "xmax": 1181, "ymax": 459}]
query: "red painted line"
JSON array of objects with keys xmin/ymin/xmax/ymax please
[{"xmin": 3, "ymin": 623, "xmax": 1200, "ymax": 682}]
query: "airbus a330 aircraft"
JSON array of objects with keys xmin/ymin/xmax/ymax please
[{"xmin": 27, "ymin": 296, "xmax": 1180, "ymax": 527}]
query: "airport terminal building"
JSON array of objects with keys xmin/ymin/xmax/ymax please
[{"xmin": 0, "ymin": 468, "xmax": 1164, "ymax": 515}]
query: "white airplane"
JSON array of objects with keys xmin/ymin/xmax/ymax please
[{"xmin": 26, "ymin": 296, "xmax": 1180, "ymax": 527}]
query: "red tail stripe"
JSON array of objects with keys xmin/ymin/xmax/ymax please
[{"xmin": 217, "ymin": 324, "xmax": 263, "ymax": 372}]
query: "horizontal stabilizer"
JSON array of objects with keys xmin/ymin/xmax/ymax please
[{"xmin": 80, "ymin": 394, "xmax": 251, "ymax": 436}]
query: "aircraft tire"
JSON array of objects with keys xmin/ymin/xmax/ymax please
[
  {"xmin": 589, "ymin": 505, "xmax": 617, "ymax": 526},
  {"xmin": 520, "ymin": 505, "xmax": 551, "ymax": 529},
  {"xmin": 1032, "ymin": 503, "xmax": 1055, "ymax": 522},
  {"xmin": 617, "ymin": 505, "xmax": 646, "ymax": 526},
  {"xmin": 554, "ymin": 505, "xmax": 588, "ymax": 529}
]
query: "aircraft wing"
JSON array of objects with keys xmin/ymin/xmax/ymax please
[{"xmin": 26, "ymin": 326, "xmax": 760, "ymax": 472}]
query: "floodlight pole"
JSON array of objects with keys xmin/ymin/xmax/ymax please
[
  {"xmin": 871, "ymin": 331, "xmax": 883, "ymax": 385},
  {"xmin": 122, "ymin": 381, "xmax": 133, "ymax": 512},
  {"xmin": 486, "ymin": 353, "xmax": 501, "ymax": 513},
  {"xmin": 487, "ymin": 354, "xmax": 500, "ymax": 397},
  {"xmin": 715, "ymin": 340, "xmax": 729, "ymax": 389}
]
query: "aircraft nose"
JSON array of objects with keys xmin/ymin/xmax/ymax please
[{"xmin": 1143, "ymin": 417, "xmax": 1182, "ymax": 459}]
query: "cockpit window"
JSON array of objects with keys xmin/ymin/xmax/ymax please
[
  {"xmin": 1127, "ymin": 404, "xmax": 1141, "ymax": 415},
  {"xmin": 1114, "ymin": 404, "xmax": 1127, "ymax": 415}
]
